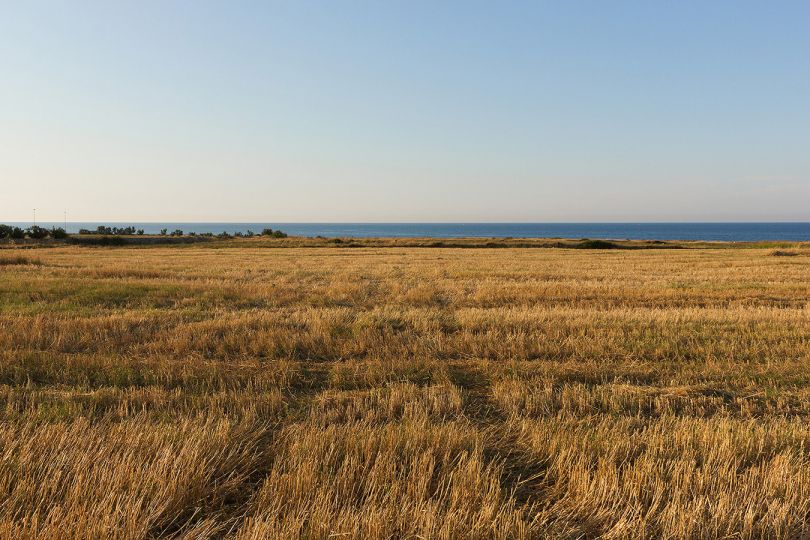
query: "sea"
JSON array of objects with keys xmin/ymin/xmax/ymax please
[{"xmin": 6, "ymin": 222, "xmax": 810, "ymax": 241}]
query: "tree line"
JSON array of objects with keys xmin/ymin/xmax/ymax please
[
  {"xmin": 0, "ymin": 225, "xmax": 68, "ymax": 239},
  {"xmin": 1, "ymin": 224, "xmax": 288, "ymax": 240},
  {"xmin": 79, "ymin": 226, "xmax": 145, "ymax": 235}
]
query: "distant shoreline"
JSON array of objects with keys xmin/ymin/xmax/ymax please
[
  {"xmin": 3, "ymin": 236, "xmax": 808, "ymax": 252},
  {"xmin": 4, "ymin": 222, "xmax": 810, "ymax": 242}
]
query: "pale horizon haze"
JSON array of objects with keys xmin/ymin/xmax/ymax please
[{"xmin": 2, "ymin": 1, "xmax": 809, "ymax": 223}]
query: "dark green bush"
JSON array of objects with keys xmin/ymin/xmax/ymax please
[
  {"xmin": 26, "ymin": 226, "xmax": 50, "ymax": 239},
  {"xmin": 576, "ymin": 239, "xmax": 622, "ymax": 249},
  {"xmin": 260, "ymin": 228, "xmax": 287, "ymax": 238}
]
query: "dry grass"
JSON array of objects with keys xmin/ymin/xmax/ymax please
[{"xmin": 1, "ymin": 241, "xmax": 809, "ymax": 538}]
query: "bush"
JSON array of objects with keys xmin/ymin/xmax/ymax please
[
  {"xmin": 576, "ymin": 239, "xmax": 622, "ymax": 249},
  {"xmin": 0, "ymin": 225, "xmax": 13, "ymax": 239},
  {"xmin": 50, "ymin": 227, "xmax": 68, "ymax": 239},
  {"xmin": 171, "ymin": 230, "xmax": 183, "ymax": 237},
  {"xmin": 26, "ymin": 226, "xmax": 50, "ymax": 239},
  {"xmin": 160, "ymin": 229, "xmax": 167, "ymax": 236}
]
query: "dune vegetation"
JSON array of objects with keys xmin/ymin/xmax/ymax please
[{"xmin": 1, "ymin": 239, "xmax": 809, "ymax": 538}]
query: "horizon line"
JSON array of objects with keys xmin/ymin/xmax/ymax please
[{"xmin": 5, "ymin": 220, "xmax": 810, "ymax": 225}]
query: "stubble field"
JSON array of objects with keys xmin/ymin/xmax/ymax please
[{"xmin": 1, "ymin": 240, "xmax": 809, "ymax": 538}]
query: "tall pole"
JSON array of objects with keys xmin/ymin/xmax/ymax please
[{"xmin": 33, "ymin": 208, "xmax": 36, "ymax": 227}]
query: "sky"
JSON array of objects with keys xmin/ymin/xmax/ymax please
[{"xmin": 2, "ymin": 1, "xmax": 809, "ymax": 223}]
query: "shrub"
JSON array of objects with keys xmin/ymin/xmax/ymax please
[
  {"xmin": 26, "ymin": 226, "xmax": 50, "ymax": 239},
  {"xmin": 171, "ymin": 230, "xmax": 183, "ymax": 237},
  {"xmin": 576, "ymin": 239, "xmax": 622, "ymax": 249},
  {"xmin": 50, "ymin": 227, "xmax": 69, "ymax": 239},
  {"xmin": 160, "ymin": 229, "xmax": 168, "ymax": 236}
]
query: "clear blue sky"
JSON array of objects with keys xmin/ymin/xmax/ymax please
[{"xmin": 2, "ymin": 1, "xmax": 809, "ymax": 222}]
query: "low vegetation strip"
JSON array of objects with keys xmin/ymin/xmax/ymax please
[
  {"xmin": 4, "ymin": 223, "xmax": 808, "ymax": 250},
  {"xmin": 1, "ymin": 244, "xmax": 809, "ymax": 537},
  {"xmin": 0, "ymin": 255, "xmax": 42, "ymax": 266}
]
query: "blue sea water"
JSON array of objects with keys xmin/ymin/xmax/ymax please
[{"xmin": 7, "ymin": 222, "xmax": 810, "ymax": 242}]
